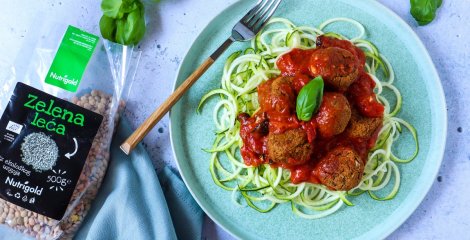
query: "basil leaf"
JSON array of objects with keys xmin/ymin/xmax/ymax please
[
  {"xmin": 115, "ymin": 18, "xmax": 127, "ymax": 45},
  {"xmin": 296, "ymin": 76, "xmax": 324, "ymax": 122},
  {"xmin": 410, "ymin": 0, "xmax": 442, "ymax": 26},
  {"xmin": 101, "ymin": 0, "xmax": 123, "ymax": 18},
  {"xmin": 131, "ymin": 17, "xmax": 146, "ymax": 44},
  {"xmin": 99, "ymin": 15, "xmax": 117, "ymax": 42},
  {"xmin": 123, "ymin": 7, "xmax": 146, "ymax": 44},
  {"xmin": 101, "ymin": 0, "xmax": 146, "ymax": 45},
  {"xmin": 120, "ymin": 0, "xmax": 139, "ymax": 14},
  {"xmin": 118, "ymin": 2, "xmax": 145, "ymax": 45}
]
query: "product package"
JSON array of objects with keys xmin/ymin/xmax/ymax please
[{"xmin": 0, "ymin": 19, "xmax": 140, "ymax": 239}]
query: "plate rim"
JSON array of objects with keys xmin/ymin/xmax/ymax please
[{"xmin": 169, "ymin": 0, "xmax": 447, "ymax": 239}]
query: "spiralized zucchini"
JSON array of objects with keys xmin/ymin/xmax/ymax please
[{"xmin": 198, "ymin": 17, "xmax": 418, "ymax": 219}]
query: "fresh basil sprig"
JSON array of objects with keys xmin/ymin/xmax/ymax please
[
  {"xmin": 296, "ymin": 76, "xmax": 324, "ymax": 122},
  {"xmin": 100, "ymin": 0, "xmax": 147, "ymax": 45},
  {"xmin": 410, "ymin": 0, "xmax": 442, "ymax": 26}
]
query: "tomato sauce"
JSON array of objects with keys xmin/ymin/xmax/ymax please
[
  {"xmin": 238, "ymin": 36, "xmax": 384, "ymax": 185},
  {"xmin": 347, "ymin": 73, "xmax": 384, "ymax": 118},
  {"xmin": 277, "ymin": 49, "xmax": 316, "ymax": 75}
]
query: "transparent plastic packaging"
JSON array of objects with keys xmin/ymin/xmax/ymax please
[{"xmin": 0, "ymin": 19, "xmax": 140, "ymax": 239}]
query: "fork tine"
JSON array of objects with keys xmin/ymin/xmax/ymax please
[
  {"xmin": 230, "ymin": 0, "xmax": 282, "ymax": 41},
  {"xmin": 252, "ymin": 0, "xmax": 282, "ymax": 32},
  {"xmin": 245, "ymin": 0, "xmax": 275, "ymax": 27},
  {"xmin": 241, "ymin": 0, "xmax": 268, "ymax": 24}
]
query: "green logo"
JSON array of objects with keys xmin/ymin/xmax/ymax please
[{"xmin": 45, "ymin": 26, "xmax": 99, "ymax": 92}]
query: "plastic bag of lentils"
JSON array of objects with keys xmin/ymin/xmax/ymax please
[{"xmin": 0, "ymin": 19, "xmax": 140, "ymax": 239}]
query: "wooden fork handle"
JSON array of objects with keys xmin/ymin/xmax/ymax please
[{"xmin": 120, "ymin": 57, "xmax": 215, "ymax": 155}]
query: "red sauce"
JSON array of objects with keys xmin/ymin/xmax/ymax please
[
  {"xmin": 277, "ymin": 48, "xmax": 316, "ymax": 76},
  {"xmin": 238, "ymin": 36, "xmax": 384, "ymax": 185},
  {"xmin": 290, "ymin": 74, "xmax": 311, "ymax": 94},
  {"xmin": 238, "ymin": 113, "xmax": 268, "ymax": 166},
  {"xmin": 347, "ymin": 73, "xmax": 385, "ymax": 118}
]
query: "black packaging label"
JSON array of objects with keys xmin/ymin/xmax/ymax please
[{"xmin": 0, "ymin": 82, "xmax": 103, "ymax": 220}]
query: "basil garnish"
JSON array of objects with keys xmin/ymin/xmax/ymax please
[
  {"xmin": 296, "ymin": 76, "xmax": 324, "ymax": 121},
  {"xmin": 410, "ymin": 0, "xmax": 442, "ymax": 26}
]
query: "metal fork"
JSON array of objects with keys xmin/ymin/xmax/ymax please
[{"xmin": 121, "ymin": 0, "xmax": 283, "ymax": 154}]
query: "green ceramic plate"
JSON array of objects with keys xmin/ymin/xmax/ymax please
[{"xmin": 170, "ymin": 0, "xmax": 446, "ymax": 239}]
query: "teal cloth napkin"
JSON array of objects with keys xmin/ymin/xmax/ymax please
[{"xmin": 75, "ymin": 119, "xmax": 204, "ymax": 240}]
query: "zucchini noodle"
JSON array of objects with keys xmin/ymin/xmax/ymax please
[{"xmin": 198, "ymin": 17, "xmax": 419, "ymax": 219}]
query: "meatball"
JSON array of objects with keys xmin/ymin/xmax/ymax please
[
  {"xmin": 308, "ymin": 47, "xmax": 359, "ymax": 92},
  {"xmin": 315, "ymin": 92, "xmax": 351, "ymax": 138},
  {"xmin": 316, "ymin": 35, "xmax": 366, "ymax": 67},
  {"xmin": 267, "ymin": 129, "xmax": 313, "ymax": 165},
  {"xmin": 316, "ymin": 146, "xmax": 364, "ymax": 191},
  {"xmin": 345, "ymin": 108, "xmax": 383, "ymax": 139},
  {"xmin": 258, "ymin": 76, "xmax": 296, "ymax": 114}
]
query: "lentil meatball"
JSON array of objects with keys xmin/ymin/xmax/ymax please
[
  {"xmin": 267, "ymin": 129, "xmax": 313, "ymax": 165},
  {"xmin": 315, "ymin": 92, "xmax": 352, "ymax": 138},
  {"xmin": 258, "ymin": 76, "xmax": 296, "ymax": 114},
  {"xmin": 316, "ymin": 35, "xmax": 366, "ymax": 67},
  {"xmin": 345, "ymin": 108, "xmax": 383, "ymax": 139},
  {"xmin": 308, "ymin": 47, "xmax": 360, "ymax": 92},
  {"xmin": 316, "ymin": 146, "xmax": 364, "ymax": 191}
]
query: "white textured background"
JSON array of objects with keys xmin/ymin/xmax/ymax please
[{"xmin": 0, "ymin": 0, "xmax": 469, "ymax": 239}]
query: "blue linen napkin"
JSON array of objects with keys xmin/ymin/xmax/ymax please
[{"xmin": 75, "ymin": 119, "xmax": 204, "ymax": 240}]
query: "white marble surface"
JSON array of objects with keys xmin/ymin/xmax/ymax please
[{"xmin": 0, "ymin": 0, "xmax": 469, "ymax": 239}]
